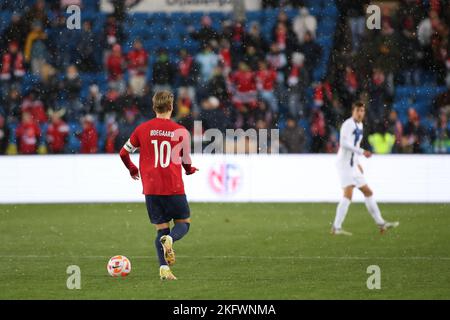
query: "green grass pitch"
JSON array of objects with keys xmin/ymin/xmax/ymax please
[{"xmin": 1, "ymin": 203, "xmax": 449, "ymax": 299}]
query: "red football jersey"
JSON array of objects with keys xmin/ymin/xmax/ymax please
[{"xmin": 127, "ymin": 118, "xmax": 191, "ymax": 195}]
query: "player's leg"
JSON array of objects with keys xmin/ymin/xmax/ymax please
[
  {"xmin": 155, "ymin": 223, "xmax": 177, "ymax": 280},
  {"xmin": 160, "ymin": 218, "xmax": 191, "ymax": 267},
  {"xmin": 154, "ymin": 223, "xmax": 171, "ymax": 266},
  {"xmin": 170, "ymin": 218, "xmax": 191, "ymax": 241},
  {"xmin": 359, "ymin": 185, "xmax": 399, "ymax": 233},
  {"xmin": 145, "ymin": 195, "xmax": 177, "ymax": 280},
  {"xmin": 166, "ymin": 195, "xmax": 191, "ymax": 242},
  {"xmin": 332, "ymin": 185, "xmax": 354, "ymax": 235},
  {"xmin": 159, "ymin": 195, "xmax": 191, "ymax": 268}
]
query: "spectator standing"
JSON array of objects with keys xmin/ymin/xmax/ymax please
[
  {"xmin": 195, "ymin": 45, "xmax": 219, "ymax": 86},
  {"xmin": 310, "ymin": 108, "xmax": 328, "ymax": 153},
  {"xmin": 106, "ymin": 44, "xmax": 126, "ymax": 94},
  {"xmin": 368, "ymin": 123, "xmax": 396, "ymax": 154},
  {"xmin": 401, "ymin": 108, "xmax": 428, "ymax": 153},
  {"xmin": 78, "ymin": 115, "xmax": 98, "ymax": 154},
  {"xmin": 36, "ymin": 63, "xmax": 58, "ymax": 111},
  {"xmin": 266, "ymin": 43, "xmax": 288, "ymax": 108},
  {"xmin": 280, "ymin": 116, "xmax": 306, "ymax": 153},
  {"xmin": 20, "ymin": 89, "xmax": 47, "ymax": 125},
  {"xmin": 200, "ymin": 96, "xmax": 230, "ymax": 134},
  {"xmin": 46, "ymin": 110, "xmax": 69, "ymax": 154},
  {"xmin": 243, "ymin": 22, "xmax": 268, "ymax": 57},
  {"xmin": 189, "ymin": 15, "xmax": 219, "ymax": 48},
  {"xmin": 368, "ymin": 67, "xmax": 390, "ymax": 126},
  {"xmin": 298, "ymin": 31, "xmax": 321, "ymax": 80},
  {"xmin": 62, "ymin": 65, "xmax": 83, "ymax": 121},
  {"xmin": 345, "ymin": 0, "xmax": 370, "ymax": 53},
  {"xmin": 21, "ymin": 0, "xmax": 50, "ymax": 33},
  {"xmin": 152, "ymin": 49, "xmax": 175, "ymax": 93},
  {"xmin": 256, "ymin": 60, "xmax": 279, "ymax": 114},
  {"xmin": 242, "ymin": 45, "xmax": 261, "ymax": 71},
  {"xmin": 0, "ymin": 41, "xmax": 25, "ymax": 96},
  {"xmin": 127, "ymin": 39, "xmax": 148, "ymax": 97},
  {"xmin": 398, "ymin": 16, "xmax": 422, "ymax": 85},
  {"xmin": 431, "ymin": 111, "xmax": 450, "ymax": 153},
  {"xmin": 286, "ymin": 52, "xmax": 308, "ymax": 118},
  {"xmin": 24, "ymin": 21, "xmax": 48, "ymax": 75},
  {"xmin": 231, "ymin": 62, "xmax": 257, "ymax": 112},
  {"xmin": 206, "ymin": 66, "xmax": 229, "ymax": 104},
  {"xmin": 104, "ymin": 116, "xmax": 119, "ymax": 153},
  {"xmin": 177, "ymin": 48, "xmax": 199, "ymax": 111},
  {"xmin": 293, "ymin": 7, "xmax": 317, "ymax": 45},
  {"xmin": 102, "ymin": 15, "xmax": 124, "ymax": 57},
  {"xmin": 386, "ymin": 109, "xmax": 403, "ymax": 153},
  {"xmin": 85, "ymin": 84, "xmax": 103, "ymax": 119},
  {"xmin": 0, "ymin": 13, "xmax": 27, "ymax": 51},
  {"xmin": 16, "ymin": 111, "xmax": 41, "ymax": 154},
  {"xmin": 218, "ymin": 39, "xmax": 232, "ymax": 75},
  {"xmin": 3, "ymin": 87, "xmax": 22, "ymax": 121},
  {"xmin": 77, "ymin": 20, "xmax": 98, "ymax": 72}
]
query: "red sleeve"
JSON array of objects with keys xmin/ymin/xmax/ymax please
[
  {"xmin": 179, "ymin": 127, "xmax": 193, "ymax": 171},
  {"xmin": 119, "ymin": 147, "xmax": 137, "ymax": 171},
  {"xmin": 120, "ymin": 128, "xmax": 139, "ymax": 172},
  {"xmin": 129, "ymin": 129, "xmax": 140, "ymax": 148}
]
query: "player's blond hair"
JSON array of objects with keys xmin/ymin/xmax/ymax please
[{"xmin": 152, "ymin": 91, "xmax": 174, "ymax": 114}]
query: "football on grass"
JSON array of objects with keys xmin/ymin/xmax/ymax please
[{"xmin": 107, "ymin": 255, "xmax": 131, "ymax": 277}]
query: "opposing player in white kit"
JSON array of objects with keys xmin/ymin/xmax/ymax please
[{"xmin": 332, "ymin": 102, "xmax": 399, "ymax": 235}]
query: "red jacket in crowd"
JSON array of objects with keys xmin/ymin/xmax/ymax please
[
  {"xmin": 314, "ymin": 81, "xmax": 333, "ymax": 107},
  {"xmin": 104, "ymin": 120, "xmax": 118, "ymax": 153},
  {"xmin": 79, "ymin": 121, "xmax": 98, "ymax": 154},
  {"xmin": 127, "ymin": 48, "xmax": 148, "ymax": 76},
  {"xmin": 344, "ymin": 67, "xmax": 359, "ymax": 94},
  {"xmin": 107, "ymin": 45, "xmax": 125, "ymax": 81},
  {"xmin": 220, "ymin": 48, "xmax": 232, "ymax": 70},
  {"xmin": 16, "ymin": 118, "xmax": 41, "ymax": 154},
  {"xmin": 47, "ymin": 119, "xmax": 69, "ymax": 153},
  {"xmin": 20, "ymin": 97, "xmax": 47, "ymax": 124},
  {"xmin": 0, "ymin": 47, "xmax": 25, "ymax": 80},
  {"xmin": 231, "ymin": 69, "xmax": 257, "ymax": 93},
  {"xmin": 256, "ymin": 68, "xmax": 277, "ymax": 91}
]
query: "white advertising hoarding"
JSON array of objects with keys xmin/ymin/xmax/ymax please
[
  {"xmin": 101, "ymin": 0, "xmax": 261, "ymax": 13},
  {"xmin": 0, "ymin": 154, "xmax": 449, "ymax": 204}
]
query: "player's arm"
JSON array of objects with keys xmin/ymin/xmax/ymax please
[
  {"xmin": 340, "ymin": 124, "xmax": 371, "ymax": 158},
  {"xmin": 179, "ymin": 128, "xmax": 198, "ymax": 175},
  {"xmin": 119, "ymin": 138, "xmax": 140, "ymax": 180}
]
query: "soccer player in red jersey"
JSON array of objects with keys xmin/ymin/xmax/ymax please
[{"xmin": 119, "ymin": 91, "xmax": 198, "ymax": 280}]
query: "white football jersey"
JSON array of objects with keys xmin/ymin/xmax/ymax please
[{"xmin": 337, "ymin": 117, "xmax": 364, "ymax": 167}]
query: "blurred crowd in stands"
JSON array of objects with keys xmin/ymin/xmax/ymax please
[{"xmin": 0, "ymin": 0, "xmax": 449, "ymax": 155}]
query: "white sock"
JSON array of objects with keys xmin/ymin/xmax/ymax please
[
  {"xmin": 365, "ymin": 196, "xmax": 385, "ymax": 225},
  {"xmin": 333, "ymin": 197, "xmax": 351, "ymax": 229}
]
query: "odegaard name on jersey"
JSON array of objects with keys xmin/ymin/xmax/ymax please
[{"xmin": 150, "ymin": 130, "xmax": 175, "ymax": 138}]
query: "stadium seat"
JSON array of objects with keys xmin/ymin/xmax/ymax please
[
  {"xmin": 209, "ymin": 12, "xmax": 226, "ymax": 22},
  {"xmin": 413, "ymin": 102, "xmax": 431, "ymax": 118},
  {"xmin": 264, "ymin": 8, "xmax": 280, "ymax": 22},
  {"xmin": 189, "ymin": 12, "xmax": 204, "ymax": 23},
  {"xmin": 308, "ymin": 5, "xmax": 322, "ymax": 17},
  {"xmin": 246, "ymin": 11, "xmax": 264, "ymax": 23},
  {"xmin": 0, "ymin": 11, "xmax": 12, "ymax": 33},
  {"xmin": 322, "ymin": 4, "xmax": 338, "ymax": 17}
]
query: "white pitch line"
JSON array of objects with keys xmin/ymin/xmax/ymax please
[{"xmin": 1, "ymin": 255, "xmax": 449, "ymax": 260}]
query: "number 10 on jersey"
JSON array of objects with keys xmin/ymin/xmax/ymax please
[{"xmin": 151, "ymin": 140, "xmax": 171, "ymax": 168}]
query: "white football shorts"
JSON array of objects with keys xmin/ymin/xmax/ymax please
[{"xmin": 336, "ymin": 162, "xmax": 367, "ymax": 188}]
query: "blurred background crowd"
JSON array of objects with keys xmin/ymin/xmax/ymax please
[{"xmin": 0, "ymin": 0, "xmax": 449, "ymax": 155}]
